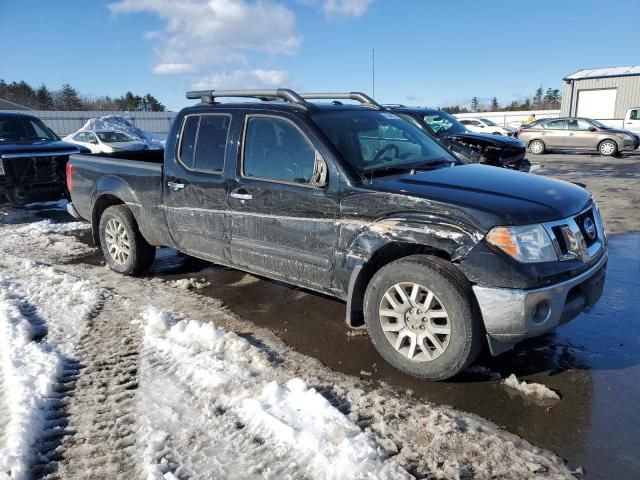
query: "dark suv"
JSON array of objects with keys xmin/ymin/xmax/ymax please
[{"xmin": 66, "ymin": 90, "xmax": 607, "ymax": 380}]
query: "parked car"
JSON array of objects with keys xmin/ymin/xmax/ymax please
[
  {"xmin": 389, "ymin": 107, "xmax": 530, "ymax": 171},
  {"xmin": 66, "ymin": 89, "xmax": 607, "ymax": 380},
  {"xmin": 517, "ymin": 117, "xmax": 640, "ymax": 156},
  {"xmin": 458, "ymin": 117, "xmax": 516, "ymax": 136},
  {"xmin": 0, "ymin": 112, "xmax": 80, "ymax": 205},
  {"xmin": 64, "ymin": 130, "xmax": 148, "ymax": 154}
]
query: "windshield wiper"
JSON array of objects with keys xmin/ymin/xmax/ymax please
[{"xmin": 364, "ymin": 159, "xmax": 457, "ymax": 179}]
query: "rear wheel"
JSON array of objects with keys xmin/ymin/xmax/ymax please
[
  {"xmin": 528, "ymin": 139, "xmax": 546, "ymax": 154},
  {"xmin": 363, "ymin": 255, "xmax": 483, "ymax": 380},
  {"xmin": 598, "ymin": 139, "xmax": 618, "ymax": 156},
  {"xmin": 99, "ymin": 205, "xmax": 155, "ymax": 275}
]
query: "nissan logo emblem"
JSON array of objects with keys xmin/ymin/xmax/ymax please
[{"xmin": 583, "ymin": 217, "xmax": 596, "ymax": 240}]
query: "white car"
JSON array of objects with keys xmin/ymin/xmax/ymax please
[
  {"xmin": 459, "ymin": 118, "xmax": 516, "ymax": 136},
  {"xmin": 64, "ymin": 130, "xmax": 148, "ymax": 154}
]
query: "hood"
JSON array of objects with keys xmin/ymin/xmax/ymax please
[
  {"xmin": 0, "ymin": 139, "xmax": 80, "ymax": 157},
  {"xmin": 443, "ymin": 131, "xmax": 524, "ymax": 148},
  {"xmin": 602, "ymin": 127, "xmax": 637, "ymax": 137},
  {"xmin": 370, "ymin": 163, "xmax": 592, "ymax": 226}
]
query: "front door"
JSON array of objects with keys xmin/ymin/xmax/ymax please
[
  {"xmin": 163, "ymin": 113, "xmax": 233, "ymax": 261},
  {"xmin": 566, "ymin": 119, "xmax": 597, "ymax": 149},
  {"xmin": 228, "ymin": 112, "xmax": 340, "ymax": 291}
]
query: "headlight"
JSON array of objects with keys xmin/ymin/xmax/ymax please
[{"xmin": 486, "ymin": 224, "xmax": 557, "ymax": 263}]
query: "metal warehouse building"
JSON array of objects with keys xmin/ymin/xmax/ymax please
[{"xmin": 561, "ymin": 66, "xmax": 640, "ymax": 120}]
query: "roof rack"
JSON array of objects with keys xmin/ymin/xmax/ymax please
[
  {"xmin": 185, "ymin": 89, "xmax": 307, "ymax": 108},
  {"xmin": 299, "ymin": 92, "xmax": 381, "ymax": 108},
  {"xmin": 382, "ymin": 103, "xmax": 406, "ymax": 108}
]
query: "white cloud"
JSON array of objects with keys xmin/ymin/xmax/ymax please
[
  {"xmin": 109, "ymin": 0, "xmax": 301, "ymax": 84},
  {"xmin": 192, "ymin": 69, "xmax": 290, "ymax": 89},
  {"xmin": 323, "ymin": 0, "xmax": 372, "ymax": 18},
  {"xmin": 152, "ymin": 63, "xmax": 195, "ymax": 75}
]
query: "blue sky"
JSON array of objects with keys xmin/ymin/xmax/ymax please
[{"xmin": 1, "ymin": 0, "xmax": 639, "ymax": 111}]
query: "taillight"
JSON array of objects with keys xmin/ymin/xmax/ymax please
[{"xmin": 66, "ymin": 162, "xmax": 73, "ymax": 192}]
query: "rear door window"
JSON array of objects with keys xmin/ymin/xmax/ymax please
[
  {"xmin": 543, "ymin": 120, "xmax": 566, "ymax": 130},
  {"xmin": 178, "ymin": 116, "xmax": 200, "ymax": 168},
  {"xmin": 193, "ymin": 115, "xmax": 230, "ymax": 172}
]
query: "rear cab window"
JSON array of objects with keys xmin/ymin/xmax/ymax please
[{"xmin": 178, "ymin": 114, "xmax": 231, "ymax": 172}]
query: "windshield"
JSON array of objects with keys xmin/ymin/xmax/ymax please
[
  {"xmin": 480, "ymin": 118, "xmax": 498, "ymax": 126},
  {"xmin": 311, "ymin": 110, "xmax": 456, "ymax": 175},
  {"xmin": 589, "ymin": 119, "xmax": 608, "ymax": 129},
  {"xmin": 0, "ymin": 115, "xmax": 59, "ymax": 142},
  {"xmin": 422, "ymin": 111, "xmax": 466, "ymax": 135},
  {"xmin": 96, "ymin": 131, "xmax": 135, "ymax": 143}
]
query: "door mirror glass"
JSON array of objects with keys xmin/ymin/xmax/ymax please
[
  {"xmin": 589, "ymin": 126, "xmax": 597, "ymax": 132},
  {"xmin": 310, "ymin": 151, "xmax": 328, "ymax": 188}
]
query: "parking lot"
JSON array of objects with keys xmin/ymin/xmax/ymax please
[{"xmin": 23, "ymin": 150, "xmax": 635, "ymax": 478}]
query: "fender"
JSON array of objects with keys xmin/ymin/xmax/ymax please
[{"xmin": 340, "ymin": 214, "xmax": 485, "ymax": 327}]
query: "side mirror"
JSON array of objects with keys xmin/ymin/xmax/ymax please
[
  {"xmin": 589, "ymin": 127, "xmax": 597, "ymax": 132},
  {"xmin": 479, "ymin": 125, "xmax": 485, "ymax": 128},
  {"xmin": 310, "ymin": 151, "xmax": 328, "ymax": 188}
]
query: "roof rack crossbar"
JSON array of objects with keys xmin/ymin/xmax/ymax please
[
  {"xmin": 299, "ymin": 92, "xmax": 381, "ymax": 108},
  {"xmin": 185, "ymin": 88, "xmax": 307, "ymax": 107}
]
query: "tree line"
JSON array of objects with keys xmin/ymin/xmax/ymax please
[
  {"xmin": 0, "ymin": 79, "xmax": 166, "ymax": 112},
  {"xmin": 442, "ymin": 87, "xmax": 561, "ymax": 114}
]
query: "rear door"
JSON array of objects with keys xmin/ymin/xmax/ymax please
[
  {"xmin": 566, "ymin": 119, "xmax": 597, "ymax": 149},
  {"xmin": 539, "ymin": 119, "xmax": 567, "ymax": 148},
  {"xmin": 228, "ymin": 111, "xmax": 340, "ymax": 290},
  {"xmin": 163, "ymin": 112, "xmax": 234, "ymax": 261}
]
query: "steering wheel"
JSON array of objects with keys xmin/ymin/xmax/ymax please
[{"xmin": 372, "ymin": 144, "xmax": 400, "ymax": 163}]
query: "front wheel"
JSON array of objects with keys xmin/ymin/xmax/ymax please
[
  {"xmin": 598, "ymin": 139, "xmax": 618, "ymax": 156},
  {"xmin": 363, "ymin": 255, "xmax": 483, "ymax": 380},
  {"xmin": 99, "ymin": 205, "xmax": 156, "ymax": 275}
]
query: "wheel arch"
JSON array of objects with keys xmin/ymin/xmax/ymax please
[{"xmin": 91, "ymin": 194, "xmax": 127, "ymax": 245}]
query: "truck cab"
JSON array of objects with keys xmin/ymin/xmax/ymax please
[{"xmin": 66, "ymin": 89, "xmax": 607, "ymax": 380}]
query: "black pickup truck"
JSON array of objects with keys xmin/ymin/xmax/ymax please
[
  {"xmin": 0, "ymin": 112, "xmax": 80, "ymax": 205},
  {"xmin": 66, "ymin": 89, "xmax": 607, "ymax": 380}
]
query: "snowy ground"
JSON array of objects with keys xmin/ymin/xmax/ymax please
[{"xmin": 0, "ymin": 207, "xmax": 578, "ymax": 480}]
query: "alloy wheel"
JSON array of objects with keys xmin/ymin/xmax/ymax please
[
  {"xmin": 378, "ymin": 282, "xmax": 451, "ymax": 362},
  {"xmin": 104, "ymin": 218, "xmax": 131, "ymax": 265}
]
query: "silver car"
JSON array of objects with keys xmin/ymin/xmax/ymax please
[{"xmin": 517, "ymin": 117, "xmax": 640, "ymax": 156}]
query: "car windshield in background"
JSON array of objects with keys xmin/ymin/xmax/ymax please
[
  {"xmin": 422, "ymin": 111, "xmax": 467, "ymax": 135},
  {"xmin": 0, "ymin": 115, "xmax": 59, "ymax": 142},
  {"xmin": 589, "ymin": 119, "xmax": 609, "ymax": 129},
  {"xmin": 96, "ymin": 131, "xmax": 135, "ymax": 143},
  {"xmin": 311, "ymin": 110, "xmax": 455, "ymax": 175},
  {"xmin": 480, "ymin": 118, "xmax": 498, "ymax": 126}
]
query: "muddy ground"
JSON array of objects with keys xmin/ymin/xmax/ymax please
[{"xmin": 12, "ymin": 151, "xmax": 640, "ymax": 479}]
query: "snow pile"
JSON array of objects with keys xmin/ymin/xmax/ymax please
[
  {"xmin": 74, "ymin": 116, "xmax": 164, "ymax": 149},
  {"xmin": 0, "ymin": 260, "xmax": 102, "ymax": 479},
  {"xmin": 138, "ymin": 308, "xmax": 407, "ymax": 480},
  {"xmin": 166, "ymin": 277, "xmax": 210, "ymax": 291},
  {"xmin": 0, "ymin": 220, "xmax": 95, "ymax": 262},
  {"xmin": 503, "ymin": 374, "xmax": 561, "ymax": 403}
]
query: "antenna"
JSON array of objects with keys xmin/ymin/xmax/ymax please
[{"xmin": 372, "ymin": 48, "xmax": 376, "ymax": 100}]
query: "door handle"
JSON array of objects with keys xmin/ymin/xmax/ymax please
[
  {"xmin": 230, "ymin": 192, "xmax": 253, "ymax": 200},
  {"xmin": 167, "ymin": 181, "xmax": 185, "ymax": 191}
]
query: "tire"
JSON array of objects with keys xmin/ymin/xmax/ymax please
[
  {"xmin": 528, "ymin": 139, "xmax": 546, "ymax": 155},
  {"xmin": 98, "ymin": 205, "xmax": 156, "ymax": 275},
  {"xmin": 598, "ymin": 139, "xmax": 618, "ymax": 156},
  {"xmin": 363, "ymin": 255, "xmax": 483, "ymax": 381}
]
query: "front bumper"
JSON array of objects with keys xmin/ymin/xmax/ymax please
[{"xmin": 472, "ymin": 250, "xmax": 607, "ymax": 355}]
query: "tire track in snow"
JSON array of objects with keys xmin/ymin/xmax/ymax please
[{"xmin": 38, "ymin": 295, "xmax": 142, "ymax": 480}]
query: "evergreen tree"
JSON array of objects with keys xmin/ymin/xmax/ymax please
[
  {"xmin": 36, "ymin": 84, "xmax": 55, "ymax": 110},
  {"xmin": 490, "ymin": 97, "xmax": 499, "ymax": 111},
  {"xmin": 533, "ymin": 86, "xmax": 543, "ymax": 109},
  {"xmin": 57, "ymin": 84, "xmax": 82, "ymax": 110},
  {"xmin": 116, "ymin": 91, "xmax": 142, "ymax": 111},
  {"xmin": 143, "ymin": 94, "xmax": 165, "ymax": 112},
  {"xmin": 470, "ymin": 96, "xmax": 480, "ymax": 112}
]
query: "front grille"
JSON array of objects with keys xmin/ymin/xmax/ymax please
[{"xmin": 544, "ymin": 206, "xmax": 603, "ymax": 262}]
